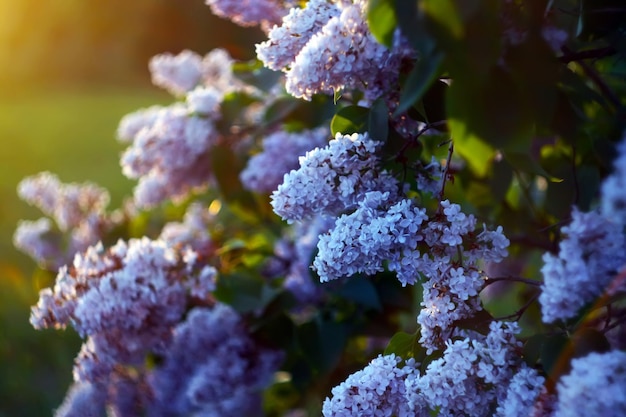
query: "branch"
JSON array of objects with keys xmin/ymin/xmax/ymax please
[
  {"xmin": 558, "ymin": 46, "xmax": 617, "ymax": 64},
  {"xmin": 561, "ymin": 46, "xmax": 623, "ymax": 111},
  {"xmin": 493, "ymin": 292, "xmax": 540, "ymax": 321},
  {"xmin": 483, "ymin": 275, "xmax": 543, "ymax": 287}
]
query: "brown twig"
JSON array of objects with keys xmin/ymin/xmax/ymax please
[{"xmin": 484, "ymin": 275, "xmax": 543, "ymax": 287}]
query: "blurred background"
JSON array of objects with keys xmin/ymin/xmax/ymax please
[{"xmin": 0, "ymin": 1, "xmax": 262, "ymax": 415}]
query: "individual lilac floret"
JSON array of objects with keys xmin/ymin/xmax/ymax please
[
  {"xmin": 314, "ymin": 192, "xmax": 427, "ymax": 285},
  {"xmin": 205, "ymin": 0, "xmax": 292, "ymax": 33},
  {"xmin": 601, "ymin": 134, "xmax": 626, "ymax": 225},
  {"xmin": 495, "ymin": 366, "xmax": 548, "ymax": 417},
  {"xmin": 322, "ymin": 354, "xmax": 416, "ymax": 417},
  {"xmin": 554, "ymin": 350, "xmax": 626, "ymax": 417},
  {"xmin": 30, "ymin": 238, "xmax": 217, "ymax": 382},
  {"xmin": 405, "ymin": 321, "xmax": 522, "ymax": 416},
  {"xmin": 14, "ymin": 172, "xmax": 110, "ymax": 268},
  {"xmin": 241, "ymin": 127, "xmax": 329, "ymax": 193},
  {"xmin": 148, "ymin": 305, "xmax": 284, "ymax": 417},
  {"xmin": 271, "ymin": 132, "xmax": 400, "ymax": 222},
  {"xmin": 256, "ymin": 0, "xmax": 341, "ymax": 71},
  {"xmin": 539, "ymin": 208, "xmax": 626, "ymax": 323},
  {"xmin": 120, "ymin": 103, "xmax": 218, "ymax": 208}
]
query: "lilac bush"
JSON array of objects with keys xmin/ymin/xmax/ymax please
[{"xmin": 14, "ymin": 0, "xmax": 626, "ymax": 416}]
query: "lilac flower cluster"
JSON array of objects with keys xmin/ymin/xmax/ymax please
[
  {"xmin": 271, "ymin": 132, "xmax": 400, "ymax": 222},
  {"xmin": 119, "ymin": 103, "xmax": 218, "ymax": 207},
  {"xmin": 148, "ymin": 48, "xmax": 235, "ymax": 97},
  {"xmin": 539, "ymin": 208, "xmax": 626, "ymax": 323},
  {"xmin": 148, "ymin": 305, "xmax": 284, "ymax": 417},
  {"xmin": 30, "ymin": 237, "xmax": 217, "ymax": 383},
  {"xmin": 554, "ymin": 350, "xmax": 626, "ymax": 416},
  {"xmin": 256, "ymin": 0, "xmax": 414, "ymax": 102},
  {"xmin": 205, "ymin": 0, "xmax": 293, "ymax": 33},
  {"xmin": 241, "ymin": 127, "xmax": 329, "ymax": 193},
  {"xmin": 312, "ymin": 191, "xmax": 509, "ymax": 350},
  {"xmin": 405, "ymin": 321, "xmax": 523, "ymax": 416},
  {"xmin": 324, "ymin": 322, "xmax": 529, "ymax": 417},
  {"xmin": 495, "ymin": 366, "xmax": 549, "ymax": 417},
  {"xmin": 313, "ymin": 191, "xmax": 428, "ymax": 286},
  {"xmin": 14, "ymin": 172, "xmax": 110, "ymax": 269},
  {"xmin": 322, "ymin": 354, "xmax": 416, "ymax": 417},
  {"xmin": 118, "ymin": 49, "xmax": 242, "ymax": 207},
  {"xmin": 270, "ymin": 215, "xmax": 335, "ymax": 303}
]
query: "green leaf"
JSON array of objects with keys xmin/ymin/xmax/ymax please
[
  {"xmin": 384, "ymin": 331, "xmax": 426, "ymax": 361},
  {"xmin": 393, "ymin": 52, "xmax": 444, "ymax": 117},
  {"xmin": 523, "ymin": 334, "xmax": 544, "ymax": 366},
  {"xmin": 214, "ymin": 273, "xmax": 277, "ymax": 313},
  {"xmin": 541, "ymin": 333, "xmax": 572, "ymax": 382},
  {"xmin": 330, "ymin": 105, "xmax": 370, "ymax": 135},
  {"xmin": 421, "ymin": 0, "xmax": 464, "ymax": 39},
  {"xmin": 367, "ymin": 98, "xmax": 389, "ymax": 141},
  {"xmin": 263, "ymin": 97, "xmax": 301, "ymax": 126},
  {"xmin": 210, "ymin": 142, "xmax": 258, "ymax": 219},
  {"xmin": 504, "ymin": 152, "xmax": 562, "ymax": 181},
  {"xmin": 297, "ymin": 318, "xmax": 349, "ymax": 373},
  {"xmin": 367, "ymin": 0, "xmax": 397, "ymax": 48}
]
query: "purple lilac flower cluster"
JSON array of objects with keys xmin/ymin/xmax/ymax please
[
  {"xmin": 321, "ymin": 354, "xmax": 416, "ymax": 417},
  {"xmin": 256, "ymin": 0, "xmax": 414, "ymax": 102},
  {"xmin": 241, "ymin": 127, "xmax": 329, "ymax": 193},
  {"xmin": 148, "ymin": 305, "xmax": 284, "ymax": 417},
  {"xmin": 30, "ymin": 238, "xmax": 217, "ymax": 381},
  {"xmin": 271, "ymin": 132, "xmax": 400, "ymax": 222},
  {"xmin": 405, "ymin": 321, "xmax": 523, "ymax": 416},
  {"xmin": 553, "ymin": 350, "xmax": 626, "ymax": 417},
  {"xmin": 539, "ymin": 208, "xmax": 626, "ymax": 323},
  {"xmin": 14, "ymin": 172, "xmax": 111, "ymax": 269},
  {"xmin": 118, "ymin": 49, "xmax": 238, "ymax": 208},
  {"xmin": 205, "ymin": 0, "xmax": 294, "ymax": 33},
  {"xmin": 270, "ymin": 215, "xmax": 335, "ymax": 303},
  {"xmin": 324, "ymin": 322, "xmax": 533, "ymax": 417}
]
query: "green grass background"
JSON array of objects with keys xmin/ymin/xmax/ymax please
[{"xmin": 0, "ymin": 87, "xmax": 170, "ymax": 416}]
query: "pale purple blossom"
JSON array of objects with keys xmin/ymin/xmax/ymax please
[
  {"xmin": 148, "ymin": 305, "xmax": 284, "ymax": 417},
  {"xmin": 119, "ymin": 103, "xmax": 218, "ymax": 208},
  {"xmin": 313, "ymin": 192, "xmax": 427, "ymax": 285},
  {"xmin": 257, "ymin": 0, "xmax": 413, "ymax": 101},
  {"xmin": 205, "ymin": 0, "xmax": 292, "ymax": 32},
  {"xmin": 271, "ymin": 132, "xmax": 400, "ymax": 222},
  {"xmin": 539, "ymin": 208, "xmax": 626, "ymax": 323},
  {"xmin": 149, "ymin": 50, "xmax": 204, "ymax": 96},
  {"xmin": 405, "ymin": 321, "xmax": 522, "ymax": 416},
  {"xmin": 241, "ymin": 127, "xmax": 329, "ymax": 193},
  {"xmin": 495, "ymin": 366, "xmax": 548, "ymax": 417},
  {"xmin": 555, "ymin": 350, "xmax": 626, "ymax": 417},
  {"xmin": 30, "ymin": 237, "xmax": 217, "ymax": 383},
  {"xmin": 14, "ymin": 173, "xmax": 110, "ymax": 268},
  {"xmin": 322, "ymin": 354, "xmax": 416, "ymax": 417}
]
